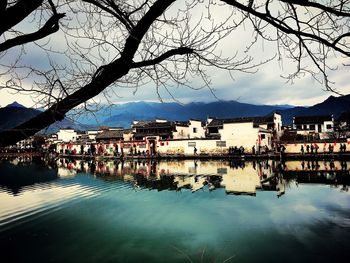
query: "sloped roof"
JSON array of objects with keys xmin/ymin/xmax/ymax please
[
  {"xmin": 95, "ymin": 130, "xmax": 124, "ymax": 140},
  {"xmin": 133, "ymin": 120, "xmax": 174, "ymax": 129},
  {"xmin": 207, "ymin": 116, "xmax": 273, "ymax": 128},
  {"xmin": 175, "ymin": 121, "xmax": 189, "ymax": 127},
  {"xmin": 294, "ymin": 115, "xmax": 332, "ymax": 124}
]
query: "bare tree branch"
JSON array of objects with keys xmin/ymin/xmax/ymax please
[{"xmin": 0, "ymin": 12, "xmax": 65, "ymax": 52}]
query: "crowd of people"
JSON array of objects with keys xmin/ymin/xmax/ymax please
[{"xmin": 300, "ymin": 143, "xmax": 347, "ymax": 154}]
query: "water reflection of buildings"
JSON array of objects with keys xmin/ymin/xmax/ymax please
[{"xmin": 56, "ymin": 159, "xmax": 350, "ymax": 197}]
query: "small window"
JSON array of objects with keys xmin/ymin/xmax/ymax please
[
  {"xmin": 193, "ymin": 127, "xmax": 197, "ymax": 133},
  {"xmin": 216, "ymin": 141, "xmax": 226, "ymax": 147},
  {"xmin": 310, "ymin": 125, "xmax": 315, "ymax": 130},
  {"xmin": 326, "ymin": 124, "xmax": 332, "ymax": 129},
  {"xmin": 217, "ymin": 168, "xmax": 227, "ymax": 174},
  {"xmin": 261, "ymin": 134, "xmax": 266, "ymax": 139}
]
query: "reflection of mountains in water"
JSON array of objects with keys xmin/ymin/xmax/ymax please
[
  {"xmin": 0, "ymin": 158, "xmax": 58, "ymax": 195},
  {"xmin": 57, "ymin": 159, "xmax": 350, "ymax": 197}
]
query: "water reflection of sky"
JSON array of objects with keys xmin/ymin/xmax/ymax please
[{"xmin": 0, "ymin": 159, "xmax": 350, "ymax": 262}]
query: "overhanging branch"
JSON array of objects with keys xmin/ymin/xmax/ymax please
[
  {"xmin": 0, "ymin": 13, "xmax": 65, "ymax": 52},
  {"xmin": 131, "ymin": 47, "xmax": 194, "ymax": 68}
]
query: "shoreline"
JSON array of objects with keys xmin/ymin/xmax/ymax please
[{"xmin": 1, "ymin": 152, "xmax": 350, "ymax": 161}]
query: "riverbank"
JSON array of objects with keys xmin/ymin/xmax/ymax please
[
  {"xmin": 57, "ymin": 152, "xmax": 350, "ymax": 161},
  {"xmin": 1, "ymin": 151, "xmax": 349, "ymax": 161},
  {"xmin": 0, "ymin": 152, "xmax": 43, "ymax": 158}
]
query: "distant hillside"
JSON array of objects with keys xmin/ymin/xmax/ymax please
[
  {"xmin": 2, "ymin": 94, "xmax": 349, "ymax": 133},
  {"xmin": 280, "ymin": 95, "xmax": 350, "ymax": 125},
  {"xmin": 0, "ymin": 102, "xmax": 85, "ymax": 134},
  {"xmin": 77, "ymin": 101, "xmax": 290, "ymax": 128},
  {"xmin": 0, "ymin": 103, "xmax": 40, "ymax": 131}
]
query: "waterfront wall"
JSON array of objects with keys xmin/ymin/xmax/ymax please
[
  {"xmin": 55, "ymin": 137, "xmax": 350, "ymax": 156},
  {"xmin": 157, "ymin": 139, "xmax": 225, "ymax": 155},
  {"xmin": 283, "ymin": 138, "xmax": 350, "ymax": 154}
]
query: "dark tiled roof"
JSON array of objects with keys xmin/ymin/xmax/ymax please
[
  {"xmin": 207, "ymin": 119, "xmax": 225, "ymax": 127},
  {"xmin": 133, "ymin": 121, "xmax": 174, "ymax": 129},
  {"xmin": 294, "ymin": 115, "xmax": 332, "ymax": 124},
  {"xmin": 253, "ymin": 116, "xmax": 274, "ymax": 124},
  {"xmin": 175, "ymin": 121, "xmax": 189, "ymax": 127},
  {"xmin": 123, "ymin": 128, "xmax": 133, "ymax": 133},
  {"xmin": 96, "ymin": 130, "xmax": 124, "ymax": 140},
  {"xmin": 207, "ymin": 116, "xmax": 274, "ymax": 127}
]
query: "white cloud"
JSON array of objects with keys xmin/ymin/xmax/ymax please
[{"xmin": 1, "ymin": 0, "xmax": 350, "ymax": 108}]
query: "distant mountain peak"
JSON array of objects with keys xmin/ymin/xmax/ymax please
[{"xmin": 6, "ymin": 101, "xmax": 26, "ymax": 108}]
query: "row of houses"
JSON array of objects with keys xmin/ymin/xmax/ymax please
[
  {"xmin": 52, "ymin": 113, "xmax": 283, "ymax": 155},
  {"xmin": 3, "ymin": 111, "xmax": 349, "ymax": 155},
  {"xmin": 292, "ymin": 111, "xmax": 350, "ymax": 134}
]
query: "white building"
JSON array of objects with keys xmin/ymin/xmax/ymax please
[
  {"xmin": 86, "ymin": 130, "xmax": 98, "ymax": 140},
  {"xmin": 206, "ymin": 117, "xmax": 273, "ymax": 151},
  {"xmin": 293, "ymin": 115, "xmax": 334, "ymax": 134},
  {"xmin": 188, "ymin": 119, "xmax": 205, "ymax": 138},
  {"xmin": 57, "ymin": 129, "xmax": 77, "ymax": 142},
  {"xmin": 219, "ymin": 121, "xmax": 272, "ymax": 150},
  {"xmin": 173, "ymin": 119, "xmax": 205, "ymax": 139}
]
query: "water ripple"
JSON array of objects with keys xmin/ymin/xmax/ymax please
[{"xmin": 0, "ymin": 182, "xmax": 97, "ymax": 228}]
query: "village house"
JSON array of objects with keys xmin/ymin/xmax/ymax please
[
  {"xmin": 205, "ymin": 113, "xmax": 282, "ymax": 152},
  {"xmin": 95, "ymin": 129, "xmax": 124, "ymax": 143},
  {"xmin": 293, "ymin": 115, "xmax": 334, "ymax": 134},
  {"xmin": 123, "ymin": 128, "xmax": 134, "ymax": 141},
  {"xmin": 57, "ymin": 128, "xmax": 78, "ymax": 142},
  {"xmin": 206, "ymin": 119, "xmax": 272, "ymax": 151},
  {"xmin": 15, "ymin": 136, "xmax": 35, "ymax": 150},
  {"xmin": 172, "ymin": 119, "xmax": 206, "ymax": 139},
  {"xmin": 132, "ymin": 119, "xmax": 174, "ymax": 141},
  {"xmin": 87, "ymin": 130, "xmax": 99, "ymax": 140},
  {"xmin": 337, "ymin": 111, "xmax": 350, "ymax": 131}
]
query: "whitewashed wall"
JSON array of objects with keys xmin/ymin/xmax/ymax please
[
  {"xmin": 189, "ymin": 120, "xmax": 205, "ymax": 138},
  {"xmin": 57, "ymin": 129, "xmax": 77, "ymax": 142}
]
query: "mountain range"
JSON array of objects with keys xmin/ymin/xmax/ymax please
[
  {"xmin": 1, "ymin": 94, "xmax": 350, "ymax": 133},
  {"xmin": 0, "ymin": 103, "xmax": 86, "ymax": 134},
  {"xmin": 76, "ymin": 100, "xmax": 293, "ymax": 128}
]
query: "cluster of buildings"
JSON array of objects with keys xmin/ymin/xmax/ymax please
[
  {"xmin": 2, "ymin": 111, "xmax": 349, "ymax": 156},
  {"xmin": 50, "ymin": 112, "xmax": 283, "ymax": 156}
]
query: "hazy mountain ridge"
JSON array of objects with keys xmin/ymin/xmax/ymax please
[
  {"xmin": 77, "ymin": 95, "xmax": 350, "ymax": 127},
  {"xmin": 1, "ymin": 95, "xmax": 350, "ymax": 134},
  {"xmin": 279, "ymin": 95, "xmax": 350, "ymax": 124},
  {"xmin": 84, "ymin": 100, "xmax": 291, "ymax": 127},
  {"xmin": 0, "ymin": 102, "xmax": 86, "ymax": 133}
]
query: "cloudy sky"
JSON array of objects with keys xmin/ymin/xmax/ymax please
[{"xmin": 1, "ymin": 0, "xmax": 349, "ymax": 108}]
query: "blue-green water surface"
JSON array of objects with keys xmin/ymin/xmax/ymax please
[{"xmin": 0, "ymin": 159, "xmax": 350, "ymax": 262}]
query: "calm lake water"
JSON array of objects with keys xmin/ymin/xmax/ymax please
[{"xmin": 1, "ymin": 157, "xmax": 350, "ymax": 262}]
